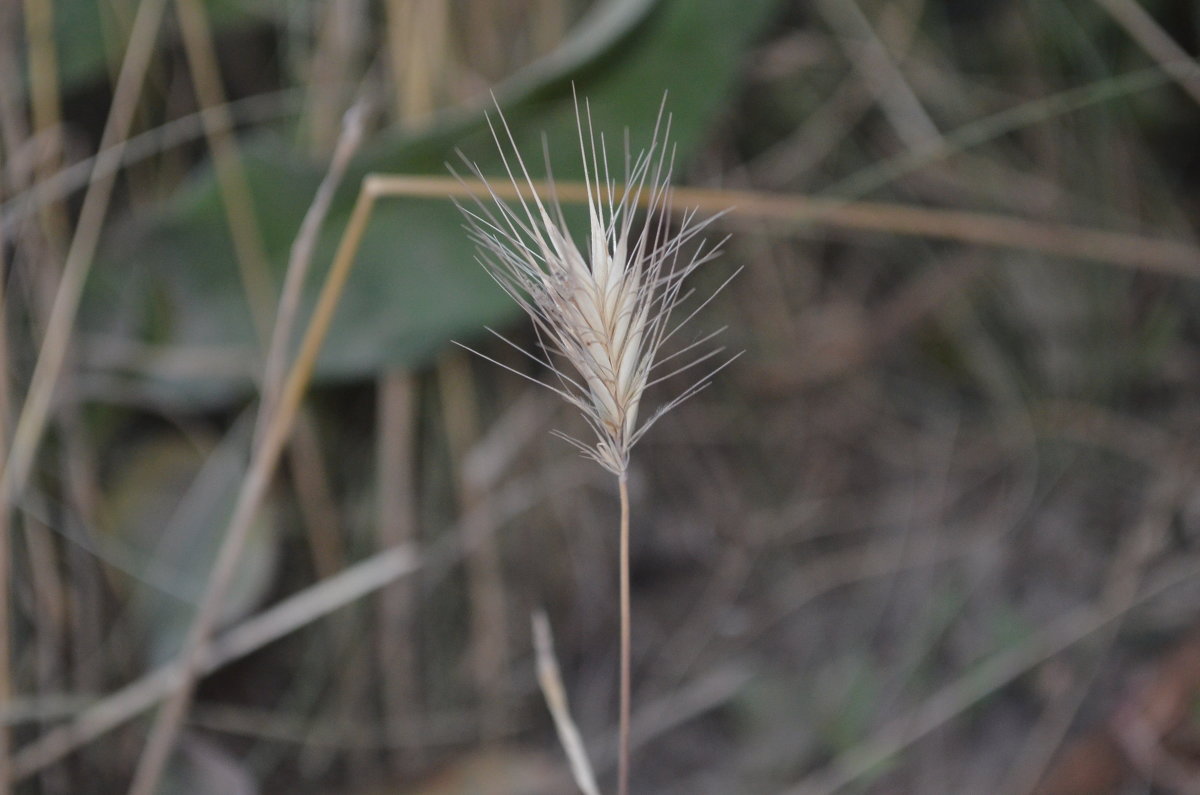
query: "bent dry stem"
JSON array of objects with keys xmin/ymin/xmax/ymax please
[{"xmin": 127, "ymin": 168, "xmax": 379, "ymax": 795}]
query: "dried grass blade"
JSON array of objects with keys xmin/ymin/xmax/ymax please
[{"xmin": 532, "ymin": 610, "xmax": 601, "ymax": 795}]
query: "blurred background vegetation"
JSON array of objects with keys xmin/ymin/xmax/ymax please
[{"xmin": 2, "ymin": 0, "xmax": 1200, "ymax": 792}]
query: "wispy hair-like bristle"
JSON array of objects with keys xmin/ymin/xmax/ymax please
[{"xmin": 453, "ymin": 93, "xmax": 738, "ymax": 475}]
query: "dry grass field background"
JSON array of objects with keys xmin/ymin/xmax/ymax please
[{"xmin": 2, "ymin": 1, "xmax": 1200, "ymax": 793}]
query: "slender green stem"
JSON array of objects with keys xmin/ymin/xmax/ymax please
[{"xmin": 617, "ymin": 472, "xmax": 631, "ymax": 795}]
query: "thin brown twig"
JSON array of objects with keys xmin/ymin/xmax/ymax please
[
  {"xmin": 167, "ymin": 36, "xmax": 366, "ymax": 773},
  {"xmin": 11, "ymin": 544, "xmax": 420, "ymax": 783},
  {"xmin": 23, "ymin": 0, "xmax": 69, "ymax": 246},
  {"xmin": 385, "ymin": 0, "xmax": 450, "ymax": 128},
  {"xmin": 1093, "ymin": 0, "xmax": 1200, "ymax": 109},
  {"xmin": 21, "ymin": 514, "xmax": 68, "ymax": 793},
  {"xmin": 376, "ymin": 370, "xmax": 422, "ymax": 772},
  {"xmin": 307, "ymin": 0, "xmax": 367, "ymax": 151},
  {"xmin": 0, "ymin": 3, "xmax": 29, "ymax": 163},
  {"xmin": 289, "ymin": 414, "xmax": 348, "ymax": 580},
  {"xmin": 1001, "ymin": 470, "xmax": 1183, "ymax": 794},
  {"xmin": 125, "ymin": 177, "xmax": 380, "ymax": 795},
  {"xmin": 127, "ymin": 91, "xmax": 364, "ymax": 791},
  {"xmin": 258, "ymin": 101, "xmax": 367, "ymax": 441},
  {"xmin": 174, "ymin": 9, "xmax": 358, "ymax": 606},
  {"xmin": 11, "ymin": 442, "xmax": 577, "ymax": 781},
  {"xmin": 0, "ymin": 0, "xmax": 168, "ymax": 511},
  {"xmin": 778, "ymin": 553, "xmax": 1200, "ymax": 795},
  {"xmin": 0, "ymin": 89, "xmax": 303, "ymax": 236},
  {"xmin": 23, "ymin": 1, "xmax": 109, "ymax": 750},
  {"xmin": 816, "ymin": 0, "xmax": 941, "ymax": 152},
  {"xmin": 439, "ymin": 351, "xmax": 511, "ymax": 740},
  {"xmin": 533, "ymin": 610, "xmax": 601, "ymax": 795},
  {"xmin": 261, "ymin": 102, "xmax": 366, "ymax": 770},
  {"xmin": 173, "ymin": 0, "xmax": 276, "ymax": 345},
  {"xmin": 0, "ymin": 3, "xmax": 166, "ymax": 789},
  {"xmin": 364, "ymin": 175, "xmax": 1200, "ymax": 278},
  {"xmin": 0, "ymin": 185, "xmax": 12, "ymax": 795}
]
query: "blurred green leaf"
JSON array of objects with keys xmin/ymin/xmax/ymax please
[
  {"xmin": 101, "ymin": 429, "xmax": 279, "ymax": 665},
  {"xmin": 52, "ymin": 0, "xmax": 252, "ymax": 94},
  {"xmin": 81, "ymin": 0, "xmax": 783, "ymax": 407}
]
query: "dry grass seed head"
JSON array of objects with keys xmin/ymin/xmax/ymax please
[{"xmin": 454, "ymin": 95, "xmax": 737, "ymax": 475}]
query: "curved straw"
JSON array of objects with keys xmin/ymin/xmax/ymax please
[{"xmin": 366, "ymin": 175, "xmax": 1200, "ymax": 278}]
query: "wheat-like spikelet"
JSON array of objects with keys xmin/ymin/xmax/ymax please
[
  {"xmin": 453, "ymin": 95, "xmax": 736, "ymax": 476},
  {"xmin": 454, "ymin": 94, "xmax": 736, "ymax": 795}
]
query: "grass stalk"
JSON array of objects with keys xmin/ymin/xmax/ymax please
[
  {"xmin": 533, "ymin": 610, "xmax": 600, "ymax": 795},
  {"xmin": 290, "ymin": 414, "xmax": 348, "ymax": 579},
  {"xmin": 259, "ymin": 102, "xmax": 366, "ymax": 438},
  {"xmin": 11, "ymin": 433, "xmax": 561, "ymax": 781},
  {"xmin": 815, "ymin": 0, "xmax": 941, "ymax": 152},
  {"xmin": 24, "ymin": 0, "xmax": 110, "ymax": 734},
  {"xmin": 0, "ymin": 0, "xmax": 167, "ymax": 509},
  {"xmin": 173, "ymin": 0, "xmax": 276, "ymax": 344},
  {"xmin": 23, "ymin": 0, "xmax": 70, "ymax": 246},
  {"xmin": 780, "ymin": 553, "xmax": 1200, "ymax": 795},
  {"xmin": 617, "ymin": 472, "xmax": 631, "ymax": 795},
  {"xmin": 439, "ymin": 351, "xmax": 511, "ymax": 740},
  {"xmin": 125, "ymin": 179, "xmax": 379, "ymax": 795},
  {"xmin": 0, "ymin": 89, "xmax": 303, "ymax": 235},
  {"xmin": 1093, "ymin": 0, "xmax": 1200, "ymax": 108},
  {"xmin": 0, "ymin": 203, "xmax": 12, "ymax": 795},
  {"xmin": 11, "ymin": 544, "xmax": 420, "ymax": 783},
  {"xmin": 0, "ymin": 3, "xmax": 164, "ymax": 789},
  {"xmin": 376, "ymin": 370, "xmax": 422, "ymax": 771},
  {"xmin": 364, "ymin": 175, "xmax": 1200, "ymax": 277},
  {"xmin": 305, "ymin": 0, "xmax": 365, "ymax": 152},
  {"xmin": 385, "ymin": 0, "xmax": 449, "ymax": 127}
]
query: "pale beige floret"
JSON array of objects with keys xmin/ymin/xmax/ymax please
[{"xmin": 454, "ymin": 95, "xmax": 736, "ymax": 475}]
